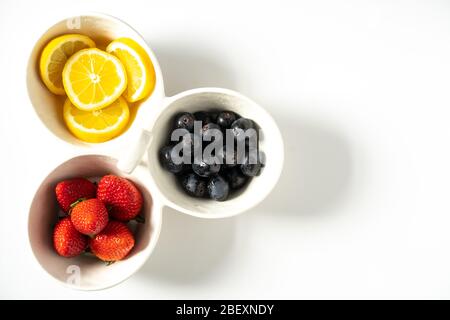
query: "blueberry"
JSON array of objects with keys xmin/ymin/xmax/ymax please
[
  {"xmin": 180, "ymin": 133, "xmax": 202, "ymax": 159},
  {"xmin": 181, "ymin": 173, "xmax": 207, "ymax": 197},
  {"xmin": 247, "ymin": 145, "xmax": 265, "ymax": 165},
  {"xmin": 202, "ymin": 123, "xmax": 222, "ymax": 142},
  {"xmin": 208, "ymin": 111, "xmax": 219, "ymax": 123},
  {"xmin": 231, "ymin": 118, "xmax": 254, "ymax": 131},
  {"xmin": 192, "ymin": 160, "xmax": 221, "ymax": 177},
  {"xmin": 174, "ymin": 112, "xmax": 195, "ymax": 132},
  {"xmin": 216, "ymin": 111, "xmax": 237, "ymax": 129},
  {"xmin": 231, "ymin": 118, "xmax": 257, "ymax": 144},
  {"xmin": 218, "ymin": 145, "xmax": 239, "ymax": 168},
  {"xmin": 202, "ymin": 122, "xmax": 221, "ymax": 134},
  {"xmin": 225, "ymin": 167, "xmax": 248, "ymax": 190},
  {"xmin": 258, "ymin": 150, "xmax": 266, "ymax": 167},
  {"xmin": 207, "ymin": 175, "xmax": 230, "ymax": 201},
  {"xmin": 159, "ymin": 145, "xmax": 184, "ymax": 173},
  {"xmin": 194, "ymin": 111, "xmax": 212, "ymax": 125},
  {"xmin": 240, "ymin": 153, "xmax": 262, "ymax": 176}
]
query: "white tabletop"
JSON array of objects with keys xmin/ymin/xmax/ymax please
[{"xmin": 2, "ymin": 0, "xmax": 450, "ymax": 299}]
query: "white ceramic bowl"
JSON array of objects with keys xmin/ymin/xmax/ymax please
[
  {"xmin": 28, "ymin": 155, "xmax": 162, "ymax": 290},
  {"xmin": 143, "ymin": 88, "xmax": 284, "ymax": 219},
  {"xmin": 26, "ymin": 13, "xmax": 165, "ymax": 147}
]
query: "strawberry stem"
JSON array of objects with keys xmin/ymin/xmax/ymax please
[
  {"xmin": 135, "ymin": 215, "xmax": 145, "ymax": 224},
  {"xmin": 70, "ymin": 198, "xmax": 87, "ymax": 209}
]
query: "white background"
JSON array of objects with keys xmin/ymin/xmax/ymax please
[{"xmin": 1, "ymin": 0, "xmax": 450, "ymax": 299}]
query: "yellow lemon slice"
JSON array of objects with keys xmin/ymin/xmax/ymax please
[
  {"xmin": 63, "ymin": 97, "xmax": 130, "ymax": 143},
  {"xmin": 62, "ymin": 48, "xmax": 127, "ymax": 111},
  {"xmin": 106, "ymin": 38, "xmax": 156, "ymax": 103},
  {"xmin": 39, "ymin": 34, "xmax": 95, "ymax": 95}
]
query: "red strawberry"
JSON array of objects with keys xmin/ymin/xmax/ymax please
[
  {"xmin": 70, "ymin": 199, "xmax": 109, "ymax": 236},
  {"xmin": 89, "ymin": 221, "xmax": 135, "ymax": 262},
  {"xmin": 55, "ymin": 178, "xmax": 96, "ymax": 212},
  {"xmin": 53, "ymin": 217, "xmax": 88, "ymax": 258},
  {"xmin": 97, "ymin": 175, "xmax": 143, "ymax": 221}
]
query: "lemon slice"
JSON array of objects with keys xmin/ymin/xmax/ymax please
[
  {"xmin": 63, "ymin": 97, "xmax": 130, "ymax": 143},
  {"xmin": 106, "ymin": 38, "xmax": 156, "ymax": 103},
  {"xmin": 63, "ymin": 48, "xmax": 127, "ymax": 111},
  {"xmin": 39, "ymin": 34, "xmax": 96, "ymax": 95}
]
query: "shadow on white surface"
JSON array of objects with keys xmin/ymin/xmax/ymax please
[
  {"xmin": 249, "ymin": 113, "xmax": 352, "ymax": 217},
  {"xmin": 149, "ymin": 41, "xmax": 237, "ymax": 96},
  {"xmin": 135, "ymin": 207, "xmax": 236, "ymax": 284}
]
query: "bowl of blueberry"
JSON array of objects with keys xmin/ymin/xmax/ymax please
[{"xmin": 145, "ymin": 87, "xmax": 284, "ymax": 218}]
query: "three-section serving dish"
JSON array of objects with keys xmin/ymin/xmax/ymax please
[{"xmin": 26, "ymin": 13, "xmax": 284, "ymax": 290}]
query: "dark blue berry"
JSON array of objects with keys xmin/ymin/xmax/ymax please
[
  {"xmin": 216, "ymin": 111, "xmax": 237, "ymax": 129},
  {"xmin": 181, "ymin": 173, "xmax": 207, "ymax": 197},
  {"xmin": 231, "ymin": 118, "xmax": 257, "ymax": 144},
  {"xmin": 247, "ymin": 145, "xmax": 265, "ymax": 166},
  {"xmin": 258, "ymin": 150, "xmax": 266, "ymax": 167},
  {"xmin": 174, "ymin": 112, "xmax": 195, "ymax": 132},
  {"xmin": 225, "ymin": 167, "xmax": 248, "ymax": 190},
  {"xmin": 240, "ymin": 153, "xmax": 262, "ymax": 176},
  {"xmin": 207, "ymin": 175, "xmax": 230, "ymax": 201},
  {"xmin": 202, "ymin": 123, "xmax": 222, "ymax": 142},
  {"xmin": 208, "ymin": 111, "xmax": 219, "ymax": 123},
  {"xmin": 194, "ymin": 111, "xmax": 212, "ymax": 125},
  {"xmin": 218, "ymin": 145, "xmax": 239, "ymax": 168},
  {"xmin": 180, "ymin": 133, "xmax": 202, "ymax": 158},
  {"xmin": 192, "ymin": 160, "xmax": 221, "ymax": 177},
  {"xmin": 159, "ymin": 145, "xmax": 184, "ymax": 173}
]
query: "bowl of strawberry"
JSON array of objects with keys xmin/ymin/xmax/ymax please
[{"xmin": 28, "ymin": 155, "xmax": 162, "ymax": 290}]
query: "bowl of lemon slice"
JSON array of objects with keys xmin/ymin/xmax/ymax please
[{"xmin": 26, "ymin": 13, "xmax": 165, "ymax": 145}]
